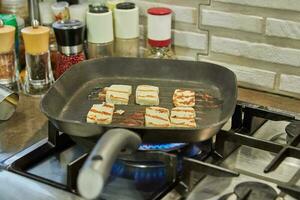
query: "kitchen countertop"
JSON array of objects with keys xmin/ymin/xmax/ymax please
[{"xmin": 0, "ymin": 88, "xmax": 299, "ymax": 163}]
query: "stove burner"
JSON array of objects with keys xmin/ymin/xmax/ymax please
[
  {"xmin": 138, "ymin": 143, "xmax": 186, "ymax": 151},
  {"xmin": 285, "ymin": 121, "xmax": 300, "ymax": 144},
  {"xmin": 234, "ymin": 182, "xmax": 277, "ymax": 200}
]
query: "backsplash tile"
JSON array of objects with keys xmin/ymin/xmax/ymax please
[
  {"xmin": 266, "ymin": 18, "xmax": 300, "ymax": 40},
  {"xmin": 200, "ymin": 9, "xmax": 264, "ymax": 33}
]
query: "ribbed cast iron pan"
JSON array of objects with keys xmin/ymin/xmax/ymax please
[{"xmin": 40, "ymin": 57, "xmax": 237, "ymax": 199}]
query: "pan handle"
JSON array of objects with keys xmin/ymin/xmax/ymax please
[{"xmin": 77, "ymin": 128, "xmax": 142, "ymax": 199}]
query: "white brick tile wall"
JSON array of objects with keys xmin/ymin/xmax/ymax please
[
  {"xmin": 128, "ymin": 0, "xmax": 196, "ymax": 24},
  {"xmin": 279, "ymin": 74, "xmax": 300, "ymax": 94},
  {"xmin": 211, "ymin": 36, "xmax": 300, "ymax": 67},
  {"xmin": 266, "ymin": 18, "xmax": 300, "ymax": 40},
  {"xmin": 172, "ymin": 30, "xmax": 208, "ymax": 50},
  {"xmin": 200, "ymin": 9, "xmax": 263, "ymax": 33},
  {"xmin": 200, "ymin": 59, "xmax": 276, "ymax": 88},
  {"xmin": 215, "ymin": 0, "xmax": 300, "ymax": 12}
]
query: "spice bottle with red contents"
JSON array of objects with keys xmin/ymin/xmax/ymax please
[
  {"xmin": 145, "ymin": 7, "xmax": 175, "ymax": 59},
  {"xmin": 0, "ymin": 19, "xmax": 18, "ymax": 90},
  {"xmin": 53, "ymin": 20, "xmax": 85, "ymax": 79}
]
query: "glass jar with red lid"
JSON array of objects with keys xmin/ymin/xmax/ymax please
[
  {"xmin": 52, "ymin": 20, "xmax": 85, "ymax": 79},
  {"xmin": 145, "ymin": 7, "xmax": 175, "ymax": 59}
]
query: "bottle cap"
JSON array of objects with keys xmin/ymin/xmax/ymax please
[
  {"xmin": 21, "ymin": 20, "xmax": 50, "ymax": 55},
  {"xmin": 0, "ymin": 19, "xmax": 16, "ymax": 53},
  {"xmin": 147, "ymin": 7, "xmax": 172, "ymax": 47}
]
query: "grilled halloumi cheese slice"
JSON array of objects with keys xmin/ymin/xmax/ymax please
[
  {"xmin": 87, "ymin": 103, "xmax": 115, "ymax": 125},
  {"xmin": 109, "ymin": 85, "xmax": 132, "ymax": 95},
  {"xmin": 106, "ymin": 84, "xmax": 132, "ymax": 105},
  {"xmin": 145, "ymin": 107, "xmax": 170, "ymax": 127},
  {"xmin": 136, "ymin": 85, "xmax": 159, "ymax": 106},
  {"xmin": 170, "ymin": 107, "xmax": 196, "ymax": 128},
  {"xmin": 173, "ymin": 89, "xmax": 195, "ymax": 107}
]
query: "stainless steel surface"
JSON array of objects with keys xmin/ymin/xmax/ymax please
[
  {"xmin": 0, "ymin": 85, "xmax": 19, "ymax": 120},
  {"xmin": 41, "ymin": 57, "xmax": 237, "ymax": 142},
  {"xmin": 28, "ymin": 0, "xmax": 40, "ymax": 22},
  {"xmin": 0, "ymin": 94, "xmax": 46, "ymax": 162},
  {"xmin": 0, "ymin": 170, "xmax": 83, "ymax": 200},
  {"xmin": 77, "ymin": 129, "xmax": 142, "ymax": 199},
  {"xmin": 58, "ymin": 44, "xmax": 84, "ymax": 56},
  {"xmin": 221, "ymin": 120, "xmax": 300, "ymax": 184},
  {"xmin": 87, "ymin": 42, "xmax": 114, "ymax": 59},
  {"xmin": 186, "ymin": 174, "xmax": 296, "ymax": 200}
]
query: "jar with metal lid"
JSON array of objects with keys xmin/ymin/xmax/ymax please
[
  {"xmin": 145, "ymin": 7, "xmax": 175, "ymax": 59},
  {"xmin": 0, "ymin": 20, "xmax": 18, "ymax": 90},
  {"xmin": 21, "ymin": 20, "xmax": 54, "ymax": 96},
  {"xmin": 114, "ymin": 2, "xmax": 139, "ymax": 57},
  {"xmin": 86, "ymin": 5, "xmax": 114, "ymax": 59},
  {"xmin": 53, "ymin": 20, "xmax": 85, "ymax": 79}
]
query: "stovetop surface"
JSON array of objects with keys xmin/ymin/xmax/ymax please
[{"xmin": 1, "ymin": 102, "xmax": 300, "ymax": 200}]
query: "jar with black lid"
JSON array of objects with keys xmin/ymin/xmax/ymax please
[
  {"xmin": 114, "ymin": 2, "xmax": 139, "ymax": 57},
  {"xmin": 86, "ymin": 5, "xmax": 114, "ymax": 59},
  {"xmin": 53, "ymin": 20, "xmax": 85, "ymax": 79}
]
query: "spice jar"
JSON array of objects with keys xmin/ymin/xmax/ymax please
[
  {"xmin": 0, "ymin": 20, "xmax": 18, "ymax": 90},
  {"xmin": 21, "ymin": 20, "xmax": 54, "ymax": 96},
  {"xmin": 145, "ymin": 7, "xmax": 175, "ymax": 59},
  {"xmin": 51, "ymin": 1, "xmax": 70, "ymax": 21},
  {"xmin": 53, "ymin": 20, "xmax": 85, "ymax": 79},
  {"xmin": 86, "ymin": 5, "xmax": 114, "ymax": 59},
  {"xmin": 114, "ymin": 2, "xmax": 139, "ymax": 57}
]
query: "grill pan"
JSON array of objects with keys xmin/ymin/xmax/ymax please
[{"xmin": 40, "ymin": 57, "xmax": 237, "ymax": 199}]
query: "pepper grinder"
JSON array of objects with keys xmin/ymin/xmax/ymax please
[
  {"xmin": 114, "ymin": 2, "xmax": 139, "ymax": 57},
  {"xmin": 53, "ymin": 20, "xmax": 85, "ymax": 79},
  {"xmin": 145, "ymin": 7, "xmax": 174, "ymax": 59},
  {"xmin": 0, "ymin": 20, "xmax": 18, "ymax": 90},
  {"xmin": 21, "ymin": 20, "xmax": 54, "ymax": 96},
  {"xmin": 86, "ymin": 5, "xmax": 114, "ymax": 59}
]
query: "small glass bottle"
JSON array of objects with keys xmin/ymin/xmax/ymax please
[
  {"xmin": 53, "ymin": 20, "xmax": 85, "ymax": 79},
  {"xmin": 0, "ymin": 20, "xmax": 18, "ymax": 90},
  {"xmin": 145, "ymin": 7, "xmax": 175, "ymax": 59},
  {"xmin": 114, "ymin": 2, "xmax": 139, "ymax": 57},
  {"xmin": 86, "ymin": 5, "xmax": 114, "ymax": 59},
  {"xmin": 21, "ymin": 20, "xmax": 54, "ymax": 96}
]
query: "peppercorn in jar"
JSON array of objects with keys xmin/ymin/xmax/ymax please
[{"xmin": 52, "ymin": 20, "xmax": 85, "ymax": 79}]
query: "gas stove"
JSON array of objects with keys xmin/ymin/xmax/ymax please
[{"xmin": 1, "ymin": 101, "xmax": 300, "ymax": 200}]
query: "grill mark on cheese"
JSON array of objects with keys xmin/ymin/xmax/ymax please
[
  {"xmin": 110, "ymin": 95, "xmax": 128, "ymax": 101},
  {"xmin": 107, "ymin": 89, "xmax": 130, "ymax": 94},
  {"xmin": 173, "ymin": 94, "xmax": 195, "ymax": 98},
  {"xmin": 147, "ymin": 107, "xmax": 168, "ymax": 113},
  {"xmin": 172, "ymin": 109, "xmax": 195, "ymax": 113},
  {"xmin": 103, "ymin": 104, "xmax": 114, "ymax": 109},
  {"xmin": 174, "ymin": 99, "xmax": 195, "ymax": 105},
  {"xmin": 90, "ymin": 109, "xmax": 112, "ymax": 116},
  {"xmin": 145, "ymin": 114, "xmax": 169, "ymax": 122},
  {"xmin": 137, "ymin": 95, "xmax": 158, "ymax": 98}
]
